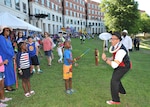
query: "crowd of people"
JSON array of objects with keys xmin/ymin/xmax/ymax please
[
  {"xmin": 0, "ymin": 25, "xmax": 73, "ymax": 107},
  {"xmin": 0, "ymin": 25, "xmax": 141, "ymax": 106}
]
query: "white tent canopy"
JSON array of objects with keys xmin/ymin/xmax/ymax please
[{"xmin": 0, "ymin": 12, "xmax": 42, "ymax": 32}]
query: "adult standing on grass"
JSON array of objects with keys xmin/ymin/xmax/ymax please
[
  {"xmin": 42, "ymin": 32, "xmax": 53, "ymax": 66},
  {"xmin": 121, "ymin": 30, "xmax": 133, "ymax": 52},
  {"xmin": 0, "ymin": 26, "xmax": 16, "ymax": 92},
  {"xmin": 102, "ymin": 32, "xmax": 130, "ymax": 105}
]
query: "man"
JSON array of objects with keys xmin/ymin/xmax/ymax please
[
  {"xmin": 102, "ymin": 32, "xmax": 130, "ymax": 105},
  {"xmin": 121, "ymin": 30, "xmax": 133, "ymax": 52}
]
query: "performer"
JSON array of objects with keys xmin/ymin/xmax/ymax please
[{"xmin": 102, "ymin": 32, "xmax": 130, "ymax": 105}]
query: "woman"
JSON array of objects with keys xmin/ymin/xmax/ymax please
[
  {"xmin": 42, "ymin": 32, "xmax": 53, "ymax": 66},
  {"xmin": 0, "ymin": 26, "xmax": 16, "ymax": 91}
]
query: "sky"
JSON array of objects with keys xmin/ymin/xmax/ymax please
[{"xmin": 92, "ymin": 0, "xmax": 150, "ymax": 15}]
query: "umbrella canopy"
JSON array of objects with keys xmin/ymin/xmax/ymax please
[
  {"xmin": 99, "ymin": 32, "xmax": 112, "ymax": 40},
  {"xmin": 0, "ymin": 12, "xmax": 41, "ymax": 32}
]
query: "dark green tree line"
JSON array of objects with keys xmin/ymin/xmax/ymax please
[{"xmin": 100, "ymin": 0, "xmax": 140, "ymax": 34}]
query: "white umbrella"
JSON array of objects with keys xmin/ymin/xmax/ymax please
[
  {"xmin": 99, "ymin": 32, "xmax": 112, "ymax": 40},
  {"xmin": 99, "ymin": 32, "xmax": 112, "ymax": 53}
]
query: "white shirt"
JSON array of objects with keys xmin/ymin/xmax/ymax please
[
  {"xmin": 121, "ymin": 35, "xmax": 132, "ymax": 50},
  {"xmin": 111, "ymin": 43, "xmax": 127, "ymax": 69}
]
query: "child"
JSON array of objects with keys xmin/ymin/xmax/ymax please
[
  {"xmin": 63, "ymin": 41, "xmax": 79, "ymax": 94},
  {"xmin": 16, "ymin": 42, "xmax": 35, "ymax": 97},
  {"xmin": 0, "ymin": 55, "xmax": 12, "ymax": 106},
  {"xmin": 27, "ymin": 36, "xmax": 42, "ymax": 73},
  {"xmin": 57, "ymin": 42, "xmax": 64, "ymax": 63}
]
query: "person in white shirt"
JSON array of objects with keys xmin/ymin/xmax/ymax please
[{"xmin": 121, "ymin": 30, "xmax": 133, "ymax": 52}]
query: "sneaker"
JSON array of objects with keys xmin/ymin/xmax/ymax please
[
  {"xmin": 32, "ymin": 70, "xmax": 36, "ymax": 73},
  {"xmin": 24, "ymin": 92, "xmax": 31, "ymax": 97},
  {"xmin": 106, "ymin": 100, "xmax": 120, "ymax": 105},
  {"xmin": 5, "ymin": 88, "xmax": 15, "ymax": 92},
  {"xmin": 66, "ymin": 90, "xmax": 72, "ymax": 94},
  {"xmin": 70, "ymin": 89, "xmax": 75, "ymax": 93},
  {"xmin": 30, "ymin": 90, "xmax": 35, "ymax": 95},
  {"xmin": 37, "ymin": 70, "xmax": 43, "ymax": 74},
  {"xmin": 1, "ymin": 97, "xmax": 12, "ymax": 103},
  {"xmin": 0, "ymin": 103, "xmax": 8, "ymax": 107}
]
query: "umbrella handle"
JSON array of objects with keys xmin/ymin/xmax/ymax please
[{"xmin": 103, "ymin": 40, "xmax": 105, "ymax": 53}]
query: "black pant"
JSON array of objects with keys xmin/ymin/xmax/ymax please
[{"xmin": 111, "ymin": 67, "xmax": 129, "ymax": 102}]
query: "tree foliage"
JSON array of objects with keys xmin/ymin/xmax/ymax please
[
  {"xmin": 100, "ymin": 0, "xmax": 140, "ymax": 34},
  {"xmin": 139, "ymin": 13, "xmax": 150, "ymax": 33}
]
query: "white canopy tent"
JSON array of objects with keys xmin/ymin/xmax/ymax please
[{"xmin": 0, "ymin": 12, "xmax": 42, "ymax": 32}]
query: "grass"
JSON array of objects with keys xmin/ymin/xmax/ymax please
[{"xmin": 6, "ymin": 37, "xmax": 150, "ymax": 107}]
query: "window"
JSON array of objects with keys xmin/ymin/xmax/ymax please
[
  {"xmin": 48, "ymin": 13, "xmax": 51, "ymax": 20},
  {"xmin": 15, "ymin": 0, "xmax": 20, "ymax": 10},
  {"xmin": 74, "ymin": 12, "xmax": 76, "ymax": 17},
  {"xmin": 41, "ymin": 0, "xmax": 44, "ymax": 5},
  {"xmin": 4, "ymin": 0, "xmax": 12, "ymax": 7},
  {"xmin": 88, "ymin": 4, "xmax": 90, "ymax": 8},
  {"xmin": 52, "ymin": 15, "xmax": 55, "ymax": 21},
  {"xmin": 47, "ymin": 1, "xmax": 50, "ymax": 7},
  {"xmin": 66, "ymin": 19, "xmax": 69, "ymax": 24},
  {"xmin": 56, "ymin": 5, "xmax": 58, "ymax": 11},
  {"xmin": 70, "ymin": 3, "xmax": 72, "ymax": 8},
  {"xmin": 70, "ymin": 11, "xmax": 72, "ymax": 16},
  {"xmin": 66, "ymin": 10, "xmax": 68, "ymax": 15},
  {"xmin": 52, "ymin": 3, "xmax": 54, "ymax": 10},
  {"xmin": 66, "ymin": 1, "xmax": 68, "ymax": 7},
  {"xmin": 70, "ymin": 19, "xmax": 73, "ymax": 24},
  {"xmin": 60, "ymin": 17, "xmax": 61, "ymax": 22},
  {"xmin": 22, "ymin": 2, "xmax": 27, "ymax": 13},
  {"xmin": 56, "ymin": 16, "xmax": 58, "ymax": 22},
  {"xmin": 74, "ymin": 20, "xmax": 76, "ymax": 25}
]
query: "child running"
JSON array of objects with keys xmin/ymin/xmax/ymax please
[
  {"xmin": 16, "ymin": 42, "xmax": 35, "ymax": 97},
  {"xmin": 57, "ymin": 42, "xmax": 64, "ymax": 63},
  {"xmin": 0, "ymin": 55, "xmax": 12, "ymax": 107},
  {"xmin": 63, "ymin": 41, "xmax": 79, "ymax": 94}
]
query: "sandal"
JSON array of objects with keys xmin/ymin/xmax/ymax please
[
  {"xmin": 30, "ymin": 90, "xmax": 35, "ymax": 95},
  {"xmin": 24, "ymin": 92, "xmax": 31, "ymax": 97}
]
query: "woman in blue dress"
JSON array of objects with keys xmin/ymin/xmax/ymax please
[{"xmin": 0, "ymin": 26, "xmax": 16, "ymax": 91}]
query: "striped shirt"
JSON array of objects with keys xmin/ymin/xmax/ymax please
[{"xmin": 16, "ymin": 52, "xmax": 31, "ymax": 69}]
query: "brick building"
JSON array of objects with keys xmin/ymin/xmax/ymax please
[{"xmin": 0, "ymin": 0, "xmax": 105, "ymax": 34}]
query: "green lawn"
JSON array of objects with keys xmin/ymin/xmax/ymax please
[{"xmin": 7, "ymin": 37, "xmax": 150, "ymax": 107}]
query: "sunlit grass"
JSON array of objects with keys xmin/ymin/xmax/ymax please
[{"xmin": 6, "ymin": 37, "xmax": 150, "ymax": 107}]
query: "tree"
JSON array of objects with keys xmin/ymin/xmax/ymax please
[
  {"xmin": 100, "ymin": 0, "xmax": 140, "ymax": 34},
  {"xmin": 139, "ymin": 13, "xmax": 150, "ymax": 33}
]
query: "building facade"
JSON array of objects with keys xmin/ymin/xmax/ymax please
[{"xmin": 0, "ymin": 0, "xmax": 105, "ymax": 34}]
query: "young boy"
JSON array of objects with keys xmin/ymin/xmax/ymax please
[
  {"xmin": 0, "ymin": 55, "xmax": 12, "ymax": 106},
  {"xmin": 27, "ymin": 36, "xmax": 42, "ymax": 74},
  {"xmin": 63, "ymin": 41, "xmax": 79, "ymax": 94}
]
